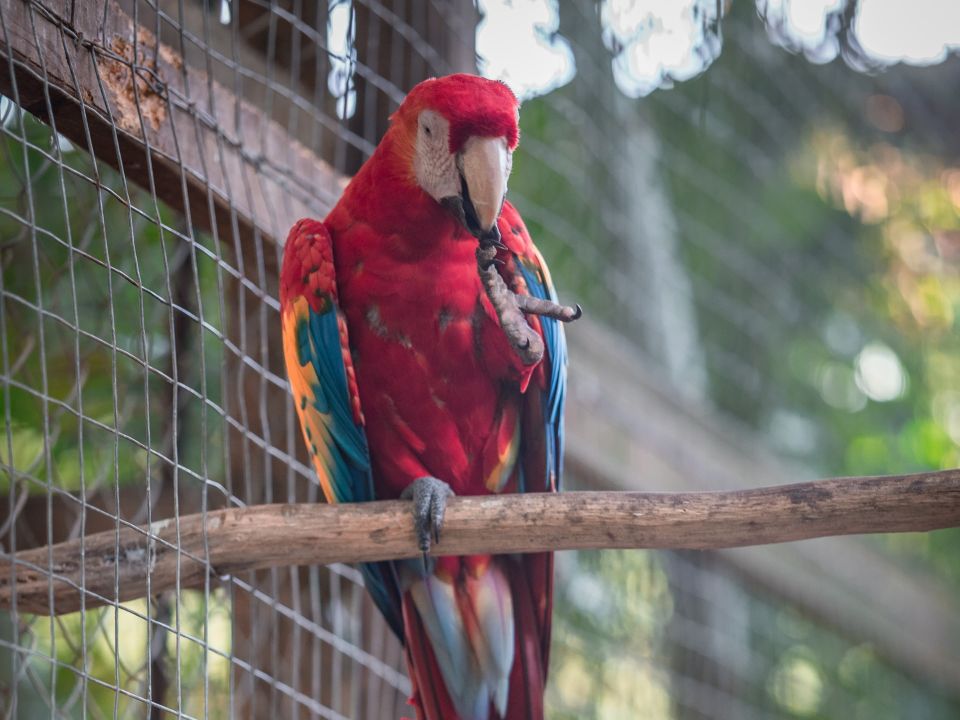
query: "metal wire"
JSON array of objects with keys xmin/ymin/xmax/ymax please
[
  {"xmin": 0, "ymin": 0, "xmax": 423, "ymax": 716},
  {"xmin": 0, "ymin": 1, "xmax": 957, "ymax": 719}
]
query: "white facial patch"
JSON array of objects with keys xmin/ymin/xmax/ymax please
[{"xmin": 413, "ymin": 110, "xmax": 461, "ymax": 202}]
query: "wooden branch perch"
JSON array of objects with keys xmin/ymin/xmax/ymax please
[{"xmin": 2, "ymin": 470, "xmax": 958, "ymax": 616}]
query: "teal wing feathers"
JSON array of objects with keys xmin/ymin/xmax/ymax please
[
  {"xmin": 498, "ymin": 203, "xmax": 568, "ymax": 495},
  {"xmin": 280, "ymin": 218, "xmax": 403, "ymax": 637},
  {"xmin": 515, "ymin": 254, "xmax": 567, "ymax": 493}
]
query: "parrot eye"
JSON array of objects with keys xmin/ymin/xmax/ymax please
[{"xmin": 422, "ymin": 123, "xmax": 432, "ymax": 136}]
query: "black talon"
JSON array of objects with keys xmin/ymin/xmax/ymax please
[
  {"xmin": 570, "ymin": 303, "xmax": 583, "ymax": 321},
  {"xmin": 478, "ymin": 224, "xmax": 507, "ymax": 250}
]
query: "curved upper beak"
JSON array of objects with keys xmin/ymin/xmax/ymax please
[{"xmin": 459, "ymin": 136, "xmax": 509, "ymax": 234}]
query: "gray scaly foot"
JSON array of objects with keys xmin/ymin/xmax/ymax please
[{"xmin": 401, "ymin": 476, "xmax": 454, "ymax": 570}]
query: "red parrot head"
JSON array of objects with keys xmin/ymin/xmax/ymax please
[{"xmin": 391, "ymin": 74, "xmax": 520, "ymax": 236}]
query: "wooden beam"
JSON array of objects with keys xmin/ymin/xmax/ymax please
[
  {"xmin": 1, "ymin": 470, "xmax": 957, "ymax": 615},
  {"xmin": 0, "ymin": 0, "xmax": 343, "ymax": 247}
]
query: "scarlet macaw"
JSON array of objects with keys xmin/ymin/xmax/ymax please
[{"xmin": 280, "ymin": 74, "xmax": 578, "ymax": 720}]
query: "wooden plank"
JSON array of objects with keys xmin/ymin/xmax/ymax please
[
  {"xmin": 1, "ymin": 471, "xmax": 957, "ymax": 615},
  {"xmin": 0, "ymin": 0, "xmax": 344, "ymax": 247}
]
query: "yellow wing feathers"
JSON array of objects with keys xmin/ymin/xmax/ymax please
[{"xmin": 282, "ymin": 296, "xmax": 339, "ymax": 504}]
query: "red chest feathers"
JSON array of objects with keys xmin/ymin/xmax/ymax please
[{"xmin": 334, "ymin": 229, "xmax": 524, "ymax": 497}]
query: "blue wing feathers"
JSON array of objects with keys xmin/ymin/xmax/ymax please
[
  {"xmin": 516, "ymin": 260, "xmax": 568, "ymax": 493},
  {"xmin": 304, "ymin": 308, "xmax": 371, "ymax": 501},
  {"xmin": 296, "ymin": 300, "xmax": 405, "ymax": 637}
]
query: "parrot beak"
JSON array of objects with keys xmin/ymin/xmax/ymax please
[{"xmin": 457, "ymin": 136, "xmax": 509, "ymax": 236}]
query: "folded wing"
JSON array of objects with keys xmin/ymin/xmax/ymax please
[{"xmin": 280, "ymin": 218, "xmax": 403, "ymax": 637}]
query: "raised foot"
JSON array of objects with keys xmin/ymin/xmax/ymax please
[
  {"xmin": 475, "ymin": 229, "xmax": 582, "ymax": 366},
  {"xmin": 401, "ymin": 476, "xmax": 454, "ymax": 565}
]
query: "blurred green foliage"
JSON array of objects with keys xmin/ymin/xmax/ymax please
[
  {"xmin": 0, "ymin": 103, "xmax": 227, "ymax": 498},
  {"xmin": 0, "ymin": 105, "xmax": 229, "ymax": 716}
]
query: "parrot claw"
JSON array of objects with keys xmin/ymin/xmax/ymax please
[
  {"xmin": 485, "ymin": 235, "xmax": 508, "ymax": 251},
  {"xmin": 475, "ymin": 235, "xmax": 581, "ymax": 367},
  {"xmin": 477, "ymin": 223, "xmax": 506, "ymax": 250},
  {"xmin": 401, "ymin": 476, "xmax": 455, "ymax": 565}
]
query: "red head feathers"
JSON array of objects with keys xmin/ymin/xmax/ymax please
[{"xmin": 393, "ymin": 74, "xmax": 520, "ymax": 153}]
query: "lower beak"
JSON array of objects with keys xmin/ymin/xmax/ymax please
[{"xmin": 459, "ymin": 136, "xmax": 509, "ymax": 235}]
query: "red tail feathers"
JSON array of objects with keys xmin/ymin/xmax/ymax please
[{"xmin": 403, "ymin": 552, "xmax": 552, "ymax": 720}]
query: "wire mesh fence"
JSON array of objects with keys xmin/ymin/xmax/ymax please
[
  {"xmin": 0, "ymin": 0, "xmax": 429, "ymax": 716},
  {"xmin": 0, "ymin": 0, "xmax": 958, "ymax": 718}
]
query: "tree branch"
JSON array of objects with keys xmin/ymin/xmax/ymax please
[{"xmin": 2, "ymin": 470, "xmax": 958, "ymax": 615}]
